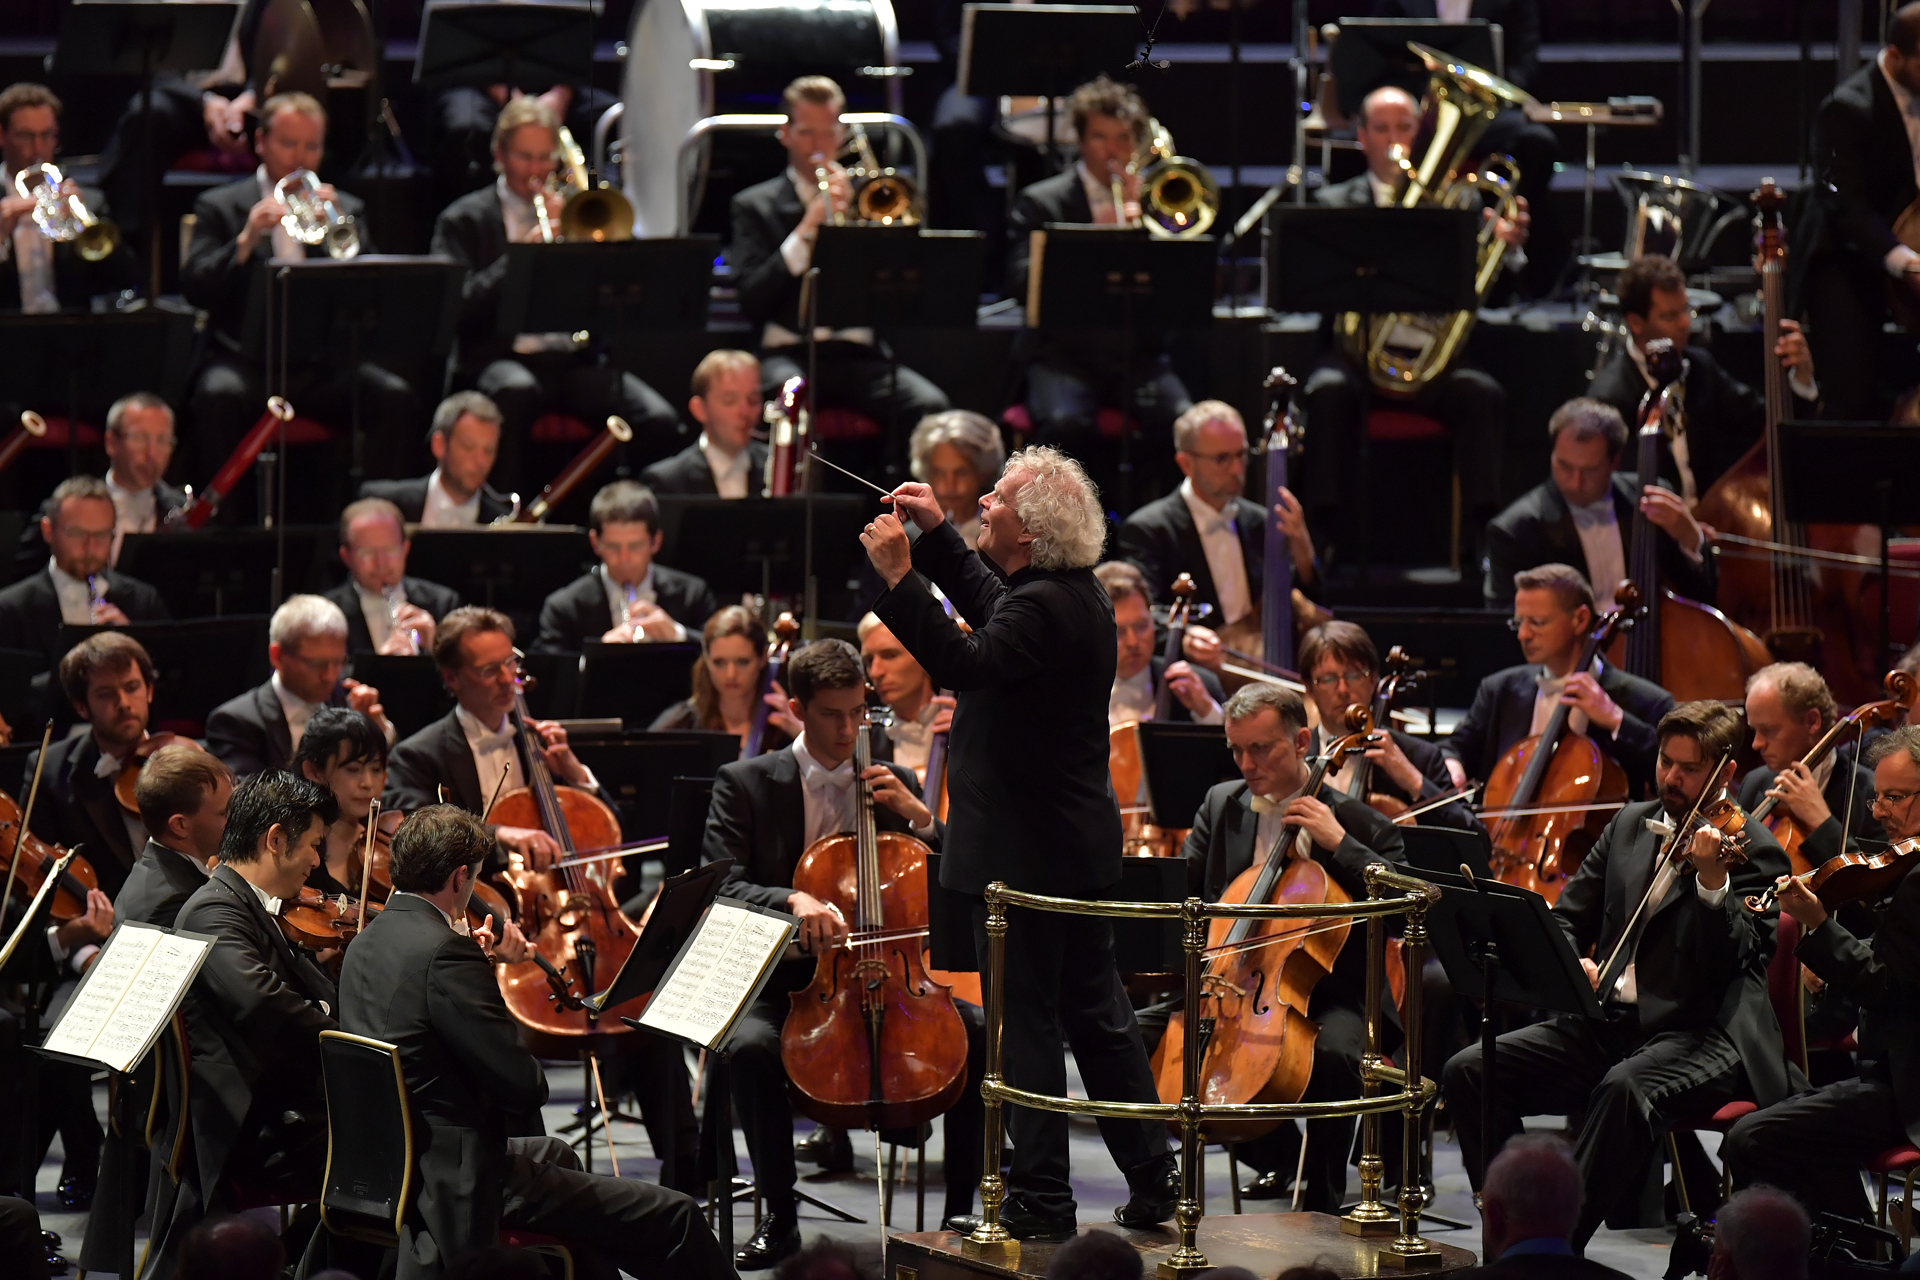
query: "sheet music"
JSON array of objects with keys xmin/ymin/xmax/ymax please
[
  {"xmin": 42, "ymin": 925, "xmax": 212, "ymax": 1074},
  {"xmin": 637, "ymin": 901, "xmax": 793, "ymax": 1050}
]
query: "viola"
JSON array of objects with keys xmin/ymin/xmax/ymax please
[
  {"xmin": 1148, "ymin": 708, "xmax": 1375, "ymax": 1140},
  {"xmin": 114, "ymin": 733, "xmax": 213, "ymax": 816},
  {"xmin": 1749, "ymin": 670, "xmax": 1918, "ymax": 874},
  {"xmin": 1480, "ymin": 584, "xmax": 1641, "ymax": 904},
  {"xmin": 1749, "ymin": 835, "xmax": 1920, "ymax": 915},
  {"xmin": 0, "ymin": 788, "xmax": 98, "ymax": 921},
  {"xmin": 279, "ymin": 885, "xmax": 383, "ymax": 951},
  {"xmin": 780, "ymin": 712, "xmax": 969, "ymax": 1131},
  {"xmin": 1111, "ymin": 574, "xmax": 1197, "ymax": 858},
  {"xmin": 743, "ymin": 613, "xmax": 801, "ymax": 760}
]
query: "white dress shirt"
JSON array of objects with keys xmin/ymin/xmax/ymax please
[
  {"xmin": 1881, "ymin": 48, "xmax": 1920, "ymax": 280},
  {"xmin": 47, "ymin": 557, "xmax": 98, "ymax": 625},
  {"xmin": 884, "ymin": 701, "xmax": 941, "ymax": 775},
  {"xmin": 458, "ymin": 703, "xmax": 525, "ymax": 808},
  {"xmin": 600, "ymin": 564, "xmax": 688, "ymax": 642},
  {"xmin": 392, "ymin": 889, "xmax": 471, "ymax": 936},
  {"xmin": 271, "ymin": 671, "xmax": 323, "ymax": 753},
  {"xmin": 105, "ymin": 470, "xmax": 158, "ymax": 566},
  {"xmin": 356, "ymin": 579, "xmax": 400, "ymax": 652},
  {"xmin": 1074, "ymin": 160, "xmax": 1124, "ymax": 224},
  {"xmin": 1530, "ymin": 659, "xmax": 1602, "ymax": 738},
  {"xmin": 1, "ymin": 162, "xmax": 58, "ymax": 315},
  {"xmin": 1626, "ymin": 339, "xmax": 1816, "ymax": 505},
  {"xmin": 700, "ymin": 432, "xmax": 753, "ymax": 499},
  {"xmin": 768, "ymin": 168, "xmax": 874, "ymax": 348},
  {"xmin": 1249, "ymin": 782, "xmax": 1312, "ymax": 867},
  {"xmin": 1607, "ymin": 814, "xmax": 1729, "ymax": 1004},
  {"xmin": 793, "ymin": 733, "xmax": 859, "ymax": 847},
  {"xmin": 255, "ymin": 165, "xmax": 303, "ymax": 263},
  {"xmin": 419, "ymin": 468, "xmax": 482, "ymax": 528},
  {"xmin": 495, "ymin": 178, "xmax": 579, "ymax": 354},
  {"xmin": 1567, "ymin": 492, "xmax": 1628, "ymax": 614},
  {"xmin": 1110, "ymin": 667, "xmax": 1156, "ymax": 728},
  {"xmin": 1436, "ymin": 0, "xmax": 1472, "ymax": 20},
  {"xmin": 1179, "ymin": 478, "xmax": 1252, "ymax": 626}
]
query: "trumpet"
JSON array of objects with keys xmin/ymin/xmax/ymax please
[
  {"xmin": 537, "ymin": 124, "xmax": 634, "ymax": 243},
  {"xmin": 273, "ymin": 170, "xmax": 360, "ymax": 259},
  {"xmin": 1106, "ymin": 119, "xmax": 1217, "ymax": 240},
  {"xmin": 13, "ymin": 163, "xmax": 119, "ymax": 262}
]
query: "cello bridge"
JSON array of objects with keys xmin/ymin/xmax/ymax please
[{"xmin": 1201, "ymin": 972, "xmax": 1254, "ymax": 1008}]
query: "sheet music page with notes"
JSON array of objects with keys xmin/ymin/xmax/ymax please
[
  {"xmin": 42, "ymin": 924, "xmax": 212, "ymax": 1074},
  {"xmin": 637, "ymin": 901, "xmax": 795, "ymax": 1050}
]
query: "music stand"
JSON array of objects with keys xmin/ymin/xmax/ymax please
[
  {"xmin": 573, "ymin": 731, "xmax": 737, "ymax": 854},
  {"xmin": 1418, "ymin": 869, "xmax": 1600, "ymax": 1184},
  {"xmin": 1327, "ymin": 21, "xmax": 1504, "ymax": 120},
  {"xmin": 1137, "ymin": 721, "xmax": 1238, "ymax": 829},
  {"xmin": 576, "ymin": 643, "xmax": 702, "ymax": 731},
  {"xmin": 56, "ymin": 618, "xmax": 271, "ymax": 736},
  {"xmin": 1776, "ymin": 421, "xmax": 1920, "ymax": 669},
  {"xmin": 0, "ymin": 310, "xmax": 196, "ymax": 473},
  {"xmin": 810, "ymin": 228, "xmax": 986, "ymax": 330},
  {"xmin": 346, "ymin": 654, "xmax": 449, "ymax": 741},
  {"xmin": 957, "ymin": 4, "xmax": 1140, "ymax": 160},
  {"xmin": 663, "ymin": 776, "xmax": 717, "ymax": 879},
  {"xmin": 497, "ymin": 239, "xmax": 719, "ymax": 336},
  {"xmin": 657, "ymin": 497, "xmax": 871, "ymax": 601},
  {"xmin": 1400, "ymin": 826, "xmax": 1493, "ymax": 881},
  {"xmin": 403, "ymin": 528, "xmax": 595, "ymax": 616},
  {"xmin": 414, "ymin": 0, "xmax": 595, "ymax": 91},
  {"xmin": 115, "ymin": 528, "xmax": 331, "ymax": 617}
]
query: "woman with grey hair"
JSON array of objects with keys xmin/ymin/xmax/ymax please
[{"xmin": 908, "ymin": 410, "xmax": 1006, "ymax": 548}]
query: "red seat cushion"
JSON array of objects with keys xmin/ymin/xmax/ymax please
[
  {"xmin": 531, "ymin": 412, "xmax": 592, "ymax": 444},
  {"xmin": 1367, "ymin": 408, "xmax": 1447, "ymax": 442},
  {"xmin": 1866, "ymin": 1145, "xmax": 1920, "ymax": 1175},
  {"xmin": 812, "ymin": 407, "xmax": 882, "ymax": 442},
  {"xmin": 23, "ymin": 416, "xmax": 102, "ymax": 448},
  {"xmin": 1672, "ymin": 1099, "xmax": 1757, "ymax": 1133},
  {"xmin": 1001, "ymin": 404, "xmax": 1033, "ymax": 434},
  {"xmin": 998, "ymin": 403, "xmax": 1135, "ymax": 439},
  {"xmin": 280, "ymin": 415, "xmax": 333, "ymax": 446},
  {"xmin": 500, "ymin": 1228, "xmax": 568, "ymax": 1249},
  {"xmin": 171, "ymin": 148, "xmax": 257, "ymax": 175}
]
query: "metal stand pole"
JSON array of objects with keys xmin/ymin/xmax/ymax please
[{"xmin": 1379, "ymin": 885, "xmax": 1442, "ymax": 1269}]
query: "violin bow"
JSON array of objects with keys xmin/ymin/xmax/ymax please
[
  {"xmin": 1595, "ymin": 750, "xmax": 1735, "ymax": 986},
  {"xmin": 1, "ymin": 720, "xmax": 54, "ymax": 913},
  {"xmin": 0, "ymin": 846, "xmax": 77, "ymax": 975},
  {"xmin": 357, "ymin": 798, "xmax": 380, "ymax": 930}
]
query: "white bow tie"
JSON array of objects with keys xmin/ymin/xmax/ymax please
[
  {"xmin": 471, "ymin": 724, "xmax": 515, "ymax": 751},
  {"xmin": 94, "ymin": 750, "xmax": 123, "ymax": 780},
  {"xmin": 1195, "ymin": 508, "xmax": 1238, "ymax": 539},
  {"xmin": 1645, "ymin": 813, "xmax": 1677, "ymax": 840},
  {"xmin": 805, "ymin": 766, "xmax": 855, "ymax": 794}
]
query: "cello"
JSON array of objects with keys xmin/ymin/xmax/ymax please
[
  {"xmin": 1110, "ymin": 574, "xmax": 1197, "ymax": 857},
  {"xmin": 1606, "ymin": 340, "xmax": 1770, "ymax": 702},
  {"xmin": 779, "ymin": 708, "xmax": 969, "ymax": 1132},
  {"xmin": 1147, "ymin": 708, "xmax": 1374, "ymax": 1141},
  {"xmin": 1480, "ymin": 584, "xmax": 1640, "ymax": 904}
]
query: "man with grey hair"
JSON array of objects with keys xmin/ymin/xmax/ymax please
[
  {"xmin": 863, "ymin": 446, "xmax": 1179, "ymax": 1239},
  {"xmin": 206, "ymin": 593, "xmax": 392, "ymax": 777},
  {"xmin": 1451, "ymin": 1135, "xmax": 1629, "ymax": 1280},
  {"xmin": 1710, "ymin": 1189, "xmax": 1810, "ymax": 1280},
  {"xmin": 1178, "ymin": 679, "xmax": 1404, "ymax": 1212},
  {"xmin": 359, "ymin": 390, "xmax": 514, "ymax": 525},
  {"xmin": 908, "ymin": 410, "xmax": 1006, "ymax": 548},
  {"xmin": 1482, "ymin": 395, "xmax": 1713, "ymax": 610}
]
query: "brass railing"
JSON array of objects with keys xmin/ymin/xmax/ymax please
[{"xmin": 963, "ymin": 864, "xmax": 1444, "ymax": 1277}]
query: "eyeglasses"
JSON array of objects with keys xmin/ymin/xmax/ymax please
[
  {"xmin": 1872, "ymin": 788, "xmax": 1920, "ymax": 810},
  {"xmin": 1311, "ymin": 669, "xmax": 1372, "ymax": 690},
  {"xmin": 1507, "ymin": 615, "xmax": 1560, "ymax": 632},
  {"xmin": 1184, "ymin": 449, "xmax": 1250, "ymax": 468},
  {"xmin": 469, "ymin": 657, "xmax": 521, "ymax": 682}
]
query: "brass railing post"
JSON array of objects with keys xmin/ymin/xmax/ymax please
[
  {"xmin": 1157, "ymin": 897, "xmax": 1212, "ymax": 1278},
  {"xmin": 1342, "ymin": 870, "xmax": 1395, "ymax": 1237},
  {"xmin": 1380, "ymin": 881, "xmax": 1443, "ymax": 1269},
  {"xmin": 963, "ymin": 883, "xmax": 1017, "ymax": 1263}
]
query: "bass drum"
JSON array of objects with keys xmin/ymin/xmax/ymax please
[{"xmin": 622, "ymin": 0, "xmax": 900, "ymax": 238}]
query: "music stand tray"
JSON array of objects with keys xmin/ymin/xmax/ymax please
[
  {"xmin": 576, "ymin": 643, "xmax": 704, "ymax": 733},
  {"xmin": 655, "ymin": 496, "xmax": 872, "ymax": 598},
  {"xmin": 414, "ymin": 0, "xmax": 595, "ymax": 91},
  {"xmin": 240, "ymin": 257, "xmax": 462, "ymax": 363},
  {"xmin": 809, "ymin": 228, "xmax": 987, "ymax": 330},
  {"xmin": 1266, "ymin": 207, "xmax": 1479, "ymax": 316},
  {"xmin": 52, "ymin": 2, "xmax": 239, "ymax": 77},
  {"xmin": 115, "ymin": 527, "xmax": 332, "ymax": 618},
  {"xmin": 1327, "ymin": 20, "xmax": 1503, "ymax": 120},
  {"xmin": 1137, "ymin": 721, "xmax": 1237, "ymax": 830},
  {"xmin": 1026, "ymin": 228, "xmax": 1216, "ymax": 331},
  {"xmin": 402, "ymin": 528, "xmax": 595, "ymax": 615},
  {"xmin": 957, "ymin": 4, "xmax": 1141, "ymax": 99},
  {"xmin": 497, "ymin": 238, "xmax": 718, "ymax": 336}
]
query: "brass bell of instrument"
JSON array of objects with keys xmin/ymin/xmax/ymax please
[{"xmin": 15, "ymin": 162, "xmax": 121, "ymax": 263}]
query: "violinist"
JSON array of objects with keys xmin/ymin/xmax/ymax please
[
  {"xmin": 120, "ymin": 744, "xmax": 232, "ymax": 928},
  {"xmin": 292, "ymin": 707, "xmax": 388, "ymax": 898},
  {"xmin": 1442, "ymin": 701, "xmax": 1792, "ymax": 1249},
  {"xmin": 147, "ymin": 771, "xmax": 339, "ymax": 1279},
  {"xmin": 1179, "ymin": 682, "xmax": 1406, "ymax": 1213},
  {"xmin": 532, "ymin": 481, "xmax": 719, "ymax": 653},
  {"xmin": 1736, "ymin": 662, "xmax": 1883, "ymax": 867},
  {"xmin": 649, "ymin": 605, "xmax": 801, "ymax": 751},
  {"xmin": 386, "ymin": 607, "xmax": 597, "ymax": 868},
  {"xmin": 858, "ymin": 613, "xmax": 955, "ymax": 775},
  {"xmin": 339, "ymin": 805, "xmax": 732, "ymax": 1280},
  {"xmin": 1097, "ymin": 560, "xmax": 1223, "ymax": 727},
  {"xmin": 701, "ymin": 639, "xmax": 971, "ymax": 1266},
  {"xmin": 1442, "ymin": 563, "xmax": 1673, "ymax": 801},
  {"xmin": 1721, "ymin": 724, "xmax": 1920, "ymax": 1218}
]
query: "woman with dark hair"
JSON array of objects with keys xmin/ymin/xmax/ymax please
[
  {"xmin": 650, "ymin": 605, "xmax": 802, "ymax": 751},
  {"xmin": 294, "ymin": 706, "xmax": 391, "ymax": 897}
]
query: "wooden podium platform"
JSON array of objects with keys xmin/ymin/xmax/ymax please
[{"xmin": 885, "ymin": 1214, "xmax": 1478, "ymax": 1280}]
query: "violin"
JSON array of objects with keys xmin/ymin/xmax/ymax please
[
  {"xmin": 114, "ymin": 733, "xmax": 213, "ymax": 815},
  {"xmin": 1148, "ymin": 709, "xmax": 1375, "ymax": 1141},
  {"xmin": 1480, "ymin": 584, "xmax": 1641, "ymax": 904},
  {"xmin": 1110, "ymin": 574, "xmax": 1197, "ymax": 858},
  {"xmin": 1748, "ymin": 670, "xmax": 1918, "ymax": 874},
  {"xmin": 347, "ymin": 805, "xmax": 406, "ymax": 903},
  {"xmin": 743, "ymin": 613, "xmax": 801, "ymax": 760},
  {"xmin": 1595, "ymin": 771, "xmax": 1753, "ymax": 986},
  {"xmin": 283, "ymin": 803, "xmax": 390, "ymax": 953},
  {"xmin": 0, "ymin": 789, "xmax": 98, "ymax": 922},
  {"xmin": 780, "ymin": 709, "xmax": 969, "ymax": 1130},
  {"xmin": 1748, "ymin": 836, "xmax": 1920, "ymax": 915}
]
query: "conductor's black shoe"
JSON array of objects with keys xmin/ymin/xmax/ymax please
[
  {"xmin": 735, "ymin": 1216, "xmax": 802, "ymax": 1270},
  {"xmin": 942, "ymin": 1203, "xmax": 1078, "ymax": 1241},
  {"xmin": 55, "ymin": 1171, "xmax": 94, "ymax": 1210},
  {"xmin": 1114, "ymin": 1165, "xmax": 1180, "ymax": 1229},
  {"xmin": 1239, "ymin": 1169, "xmax": 1293, "ymax": 1200},
  {"xmin": 795, "ymin": 1126, "xmax": 854, "ymax": 1174}
]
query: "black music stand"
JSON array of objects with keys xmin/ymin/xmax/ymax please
[
  {"xmin": 1776, "ymin": 422, "xmax": 1920, "ymax": 669},
  {"xmin": 56, "ymin": 618, "xmax": 271, "ymax": 735},
  {"xmin": 1327, "ymin": 21, "xmax": 1503, "ymax": 119},
  {"xmin": 657, "ymin": 496, "xmax": 871, "ymax": 602},
  {"xmin": 115, "ymin": 528, "xmax": 331, "ymax": 617},
  {"xmin": 0, "ymin": 309, "xmax": 196, "ymax": 474},
  {"xmin": 346, "ymin": 653, "xmax": 449, "ymax": 740},
  {"xmin": 497, "ymin": 239, "xmax": 719, "ymax": 337},
  {"xmin": 1137, "ymin": 721, "xmax": 1238, "ymax": 828},
  {"xmin": 1400, "ymin": 825, "xmax": 1493, "ymax": 881},
  {"xmin": 957, "ymin": 4, "xmax": 1141, "ymax": 161},
  {"xmin": 402, "ymin": 528, "xmax": 596, "ymax": 616},
  {"xmin": 663, "ymin": 776, "xmax": 717, "ymax": 879},
  {"xmin": 1418, "ymin": 868, "xmax": 1601, "ymax": 1185},
  {"xmin": 810, "ymin": 228, "xmax": 986, "ymax": 331},
  {"xmin": 574, "ymin": 731, "xmax": 737, "ymax": 852},
  {"xmin": 53, "ymin": 1, "xmax": 239, "ymax": 297},
  {"xmin": 576, "ymin": 642, "xmax": 703, "ymax": 732},
  {"xmin": 414, "ymin": 0, "xmax": 595, "ymax": 91}
]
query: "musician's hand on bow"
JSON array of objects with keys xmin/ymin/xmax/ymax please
[
  {"xmin": 1639, "ymin": 485, "xmax": 1705, "ymax": 556},
  {"xmin": 1773, "ymin": 872, "xmax": 1827, "ymax": 930},
  {"xmin": 788, "ymin": 890, "xmax": 848, "ymax": 953},
  {"xmin": 1580, "ymin": 957, "xmax": 1601, "ymax": 990},
  {"xmin": 1282, "ymin": 794, "xmax": 1346, "ymax": 853},
  {"xmin": 497, "ymin": 826, "xmax": 559, "ymax": 871},
  {"xmin": 1559, "ymin": 672, "xmax": 1624, "ymax": 735},
  {"xmin": 55, "ymin": 889, "xmax": 115, "ymax": 951},
  {"xmin": 884, "ymin": 482, "xmax": 945, "ymax": 532},
  {"xmin": 1365, "ymin": 731, "xmax": 1426, "ymax": 797},
  {"xmin": 1685, "ymin": 823, "xmax": 1733, "ymax": 891},
  {"xmin": 1765, "ymin": 761, "xmax": 1834, "ymax": 831},
  {"xmin": 766, "ymin": 679, "xmax": 805, "ymax": 742},
  {"xmin": 1487, "ymin": 196, "xmax": 1530, "ymax": 248},
  {"xmin": 929, "ymin": 694, "xmax": 955, "ymax": 736},
  {"xmin": 865, "ymin": 765, "xmax": 933, "ymax": 828},
  {"xmin": 531, "ymin": 718, "xmax": 592, "ymax": 786},
  {"xmin": 861, "ymin": 512, "xmax": 915, "ymax": 588},
  {"xmin": 1165, "ymin": 661, "xmax": 1220, "ymax": 721},
  {"xmin": 1273, "ymin": 487, "xmax": 1317, "ymax": 584},
  {"xmin": 1444, "ymin": 757, "xmax": 1469, "ymax": 791},
  {"xmin": 343, "ymin": 679, "xmax": 392, "ymax": 741},
  {"xmin": 1181, "ymin": 624, "xmax": 1224, "ymax": 673},
  {"xmin": 1776, "ymin": 319, "xmax": 1816, "ymax": 385}
]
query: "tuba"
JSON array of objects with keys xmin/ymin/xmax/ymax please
[{"xmin": 1336, "ymin": 43, "xmax": 1531, "ymax": 395}]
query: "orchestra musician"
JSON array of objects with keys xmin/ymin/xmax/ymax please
[
  {"xmin": 1303, "ymin": 83, "xmax": 1524, "ymax": 560},
  {"xmin": 338, "ymin": 804, "xmax": 731, "ymax": 1279},
  {"xmin": 322, "ymin": 497, "xmax": 463, "ymax": 657},
  {"xmin": 182, "ymin": 92, "xmax": 418, "ymax": 497},
  {"xmin": 729, "ymin": 75, "xmax": 951, "ymax": 485},
  {"xmin": 292, "ymin": 707, "xmax": 388, "ymax": 899},
  {"xmin": 1793, "ymin": 2, "xmax": 1920, "ymax": 420},
  {"xmin": 640, "ymin": 350, "xmax": 770, "ymax": 498},
  {"xmin": 1442, "ymin": 563, "xmax": 1673, "ymax": 800},
  {"xmin": 1737, "ymin": 662, "xmax": 1883, "ymax": 867},
  {"xmin": 384, "ymin": 606, "xmax": 596, "ymax": 866},
  {"xmin": 861, "ymin": 447, "xmax": 1178, "ymax": 1239},
  {"xmin": 431, "ymin": 97, "xmax": 680, "ymax": 485},
  {"xmin": 205, "ymin": 595, "xmax": 393, "ymax": 779},
  {"xmin": 121, "ymin": 745, "xmax": 232, "ymax": 929},
  {"xmin": 0, "ymin": 475, "xmax": 168, "ymax": 667},
  {"xmin": 699, "ymin": 639, "xmax": 964, "ymax": 1265},
  {"xmin": 0, "ymin": 83, "xmax": 138, "ymax": 314},
  {"xmin": 1180, "ymin": 681, "xmax": 1407, "ymax": 1213},
  {"xmin": 1482, "ymin": 398, "xmax": 1713, "ymax": 612},
  {"xmin": 1586, "ymin": 255, "xmax": 1816, "ymax": 501},
  {"xmin": 1096, "ymin": 561, "xmax": 1224, "ymax": 727},
  {"xmin": 359, "ymin": 391, "xmax": 515, "ymax": 527},
  {"xmin": 1719, "ymin": 724, "xmax": 1920, "ymax": 1216},
  {"xmin": 14, "ymin": 392, "xmax": 190, "ymax": 575},
  {"xmin": 429, "ymin": 73, "xmax": 616, "ymax": 210},
  {"xmin": 145, "ymin": 770, "xmax": 341, "ymax": 1280},
  {"xmin": 908, "ymin": 410, "xmax": 1007, "ymax": 550},
  {"xmin": 1441, "ymin": 700, "xmax": 1792, "ymax": 1249},
  {"xmin": 858, "ymin": 613, "xmax": 956, "ymax": 774},
  {"xmin": 1005, "ymin": 77, "xmax": 1193, "ymax": 483},
  {"xmin": 648, "ymin": 605, "xmax": 801, "ymax": 749},
  {"xmin": 532, "ymin": 481, "xmax": 718, "ymax": 653}
]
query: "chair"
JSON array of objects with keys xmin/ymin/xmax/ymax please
[
  {"xmin": 1366, "ymin": 408, "xmax": 1460, "ymax": 573},
  {"xmin": 1866, "ymin": 1145, "xmax": 1920, "ymax": 1250},
  {"xmin": 317, "ymin": 1030, "xmax": 575, "ymax": 1278},
  {"xmin": 812, "ymin": 408, "xmax": 884, "ymax": 442},
  {"xmin": 1000, "ymin": 402, "xmax": 1136, "ymax": 443},
  {"xmin": 532, "ymin": 413, "xmax": 594, "ymax": 445}
]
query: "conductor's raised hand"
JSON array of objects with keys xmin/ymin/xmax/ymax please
[
  {"xmin": 885, "ymin": 482, "xmax": 945, "ymax": 532},
  {"xmin": 861, "ymin": 512, "xmax": 914, "ymax": 589}
]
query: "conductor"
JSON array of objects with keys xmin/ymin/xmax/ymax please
[{"xmin": 860, "ymin": 446, "xmax": 1176, "ymax": 1240}]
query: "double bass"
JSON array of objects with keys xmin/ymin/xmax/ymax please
[
  {"xmin": 1341, "ymin": 646, "xmax": 1425, "ymax": 820},
  {"xmin": 780, "ymin": 710, "xmax": 969, "ymax": 1131},
  {"xmin": 1480, "ymin": 585, "xmax": 1640, "ymax": 903},
  {"xmin": 1147, "ymin": 709, "xmax": 1373, "ymax": 1140},
  {"xmin": 743, "ymin": 613, "xmax": 801, "ymax": 759},
  {"xmin": 1110, "ymin": 574, "xmax": 1197, "ymax": 858},
  {"xmin": 1606, "ymin": 340, "xmax": 1769, "ymax": 701}
]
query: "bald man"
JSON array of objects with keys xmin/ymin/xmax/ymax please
[
  {"xmin": 1711, "ymin": 1189, "xmax": 1809, "ymax": 1280},
  {"xmin": 1448, "ymin": 1136, "xmax": 1628, "ymax": 1280}
]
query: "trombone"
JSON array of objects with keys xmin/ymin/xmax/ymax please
[
  {"xmin": 813, "ymin": 123, "xmax": 923, "ymax": 228},
  {"xmin": 1108, "ymin": 119, "xmax": 1218, "ymax": 240},
  {"xmin": 14, "ymin": 163, "xmax": 119, "ymax": 261},
  {"xmin": 535, "ymin": 124, "xmax": 635, "ymax": 243},
  {"xmin": 273, "ymin": 169, "xmax": 360, "ymax": 259}
]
